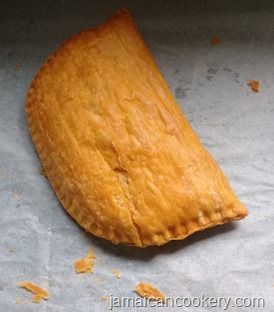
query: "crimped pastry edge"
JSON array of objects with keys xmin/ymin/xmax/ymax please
[{"xmin": 26, "ymin": 9, "xmax": 248, "ymax": 248}]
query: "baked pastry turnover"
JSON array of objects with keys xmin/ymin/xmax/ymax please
[{"xmin": 26, "ymin": 9, "xmax": 248, "ymax": 247}]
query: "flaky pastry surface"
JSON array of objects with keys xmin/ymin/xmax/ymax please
[{"xmin": 26, "ymin": 9, "xmax": 248, "ymax": 247}]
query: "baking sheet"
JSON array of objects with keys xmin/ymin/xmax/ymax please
[{"xmin": 0, "ymin": 1, "xmax": 273, "ymax": 311}]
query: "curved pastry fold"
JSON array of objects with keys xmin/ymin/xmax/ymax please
[{"xmin": 26, "ymin": 9, "xmax": 248, "ymax": 247}]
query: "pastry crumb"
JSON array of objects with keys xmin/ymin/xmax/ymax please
[
  {"xmin": 135, "ymin": 282, "xmax": 166, "ymax": 301},
  {"xmin": 74, "ymin": 249, "xmax": 96, "ymax": 273},
  {"xmin": 211, "ymin": 36, "xmax": 221, "ymax": 45},
  {"xmin": 247, "ymin": 80, "xmax": 259, "ymax": 92},
  {"xmin": 111, "ymin": 269, "xmax": 121, "ymax": 279},
  {"xmin": 18, "ymin": 281, "xmax": 48, "ymax": 303},
  {"xmin": 101, "ymin": 295, "xmax": 108, "ymax": 302}
]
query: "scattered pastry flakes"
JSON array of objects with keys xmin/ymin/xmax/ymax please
[
  {"xmin": 247, "ymin": 80, "xmax": 259, "ymax": 92},
  {"xmin": 111, "ymin": 269, "xmax": 121, "ymax": 279},
  {"xmin": 211, "ymin": 36, "xmax": 221, "ymax": 45},
  {"xmin": 18, "ymin": 281, "xmax": 48, "ymax": 303},
  {"xmin": 135, "ymin": 282, "xmax": 166, "ymax": 301},
  {"xmin": 74, "ymin": 249, "xmax": 96, "ymax": 273}
]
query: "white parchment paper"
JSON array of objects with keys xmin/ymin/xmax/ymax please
[{"xmin": 0, "ymin": 1, "xmax": 273, "ymax": 311}]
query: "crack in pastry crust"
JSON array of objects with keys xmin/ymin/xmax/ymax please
[{"xmin": 26, "ymin": 9, "xmax": 248, "ymax": 247}]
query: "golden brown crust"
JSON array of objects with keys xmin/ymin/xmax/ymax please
[{"xmin": 26, "ymin": 9, "xmax": 248, "ymax": 247}]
